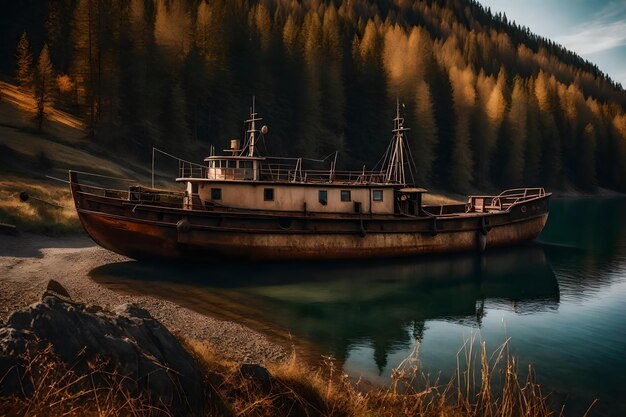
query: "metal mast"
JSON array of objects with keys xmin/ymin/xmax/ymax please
[
  {"xmin": 244, "ymin": 96, "xmax": 263, "ymax": 157},
  {"xmin": 385, "ymin": 99, "xmax": 411, "ymax": 184}
]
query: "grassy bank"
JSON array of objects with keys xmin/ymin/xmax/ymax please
[
  {"xmin": 1, "ymin": 335, "xmax": 585, "ymax": 417},
  {"xmin": 0, "ymin": 81, "xmax": 176, "ymax": 235}
]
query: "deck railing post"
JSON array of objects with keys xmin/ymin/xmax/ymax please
[{"xmin": 152, "ymin": 147, "xmax": 155, "ymax": 188}]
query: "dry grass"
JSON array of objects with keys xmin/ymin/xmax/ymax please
[
  {"xmin": 0, "ymin": 175, "xmax": 80, "ymax": 234},
  {"xmin": 0, "ymin": 335, "xmax": 593, "ymax": 417},
  {"xmin": 0, "ymin": 125, "xmax": 129, "ymax": 177},
  {"xmin": 185, "ymin": 339, "xmax": 364, "ymax": 417},
  {"xmin": 0, "ymin": 344, "xmax": 169, "ymax": 417},
  {"xmin": 184, "ymin": 336, "xmax": 587, "ymax": 417},
  {"xmin": 0, "ymin": 82, "xmax": 150, "ymax": 234},
  {"xmin": 0, "ymin": 80, "xmax": 85, "ymax": 137}
]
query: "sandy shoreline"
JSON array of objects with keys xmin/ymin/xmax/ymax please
[{"xmin": 0, "ymin": 232, "xmax": 288, "ymax": 365}]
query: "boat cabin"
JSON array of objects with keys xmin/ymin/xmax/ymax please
[{"xmin": 176, "ymin": 99, "xmax": 427, "ymax": 217}]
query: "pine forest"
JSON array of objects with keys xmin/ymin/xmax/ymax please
[{"xmin": 2, "ymin": 0, "xmax": 626, "ymax": 192}]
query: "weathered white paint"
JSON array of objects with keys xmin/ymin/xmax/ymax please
[{"xmin": 196, "ymin": 182, "xmax": 395, "ymax": 214}]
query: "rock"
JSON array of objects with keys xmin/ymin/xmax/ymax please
[
  {"xmin": 44, "ymin": 279, "xmax": 71, "ymax": 299},
  {"xmin": 114, "ymin": 303, "xmax": 152, "ymax": 320},
  {"xmin": 239, "ymin": 363, "xmax": 273, "ymax": 392},
  {"xmin": 6, "ymin": 310, "xmax": 30, "ymax": 330},
  {"xmin": 0, "ymin": 288, "xmax": 224, "ymax": 416}
]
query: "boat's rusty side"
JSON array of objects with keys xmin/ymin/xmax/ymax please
[{"xmin": 70, "ymin": 174, "xmax": 550, "ymax": 261}]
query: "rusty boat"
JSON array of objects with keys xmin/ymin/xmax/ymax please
[{"xmin": 69, "ymin": 101, "xmax": 551, "ymax": 261}]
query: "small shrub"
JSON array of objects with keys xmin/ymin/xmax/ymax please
[{"xmin": 56, "ymin": 74, "xmax": 74, "ymax": 94}]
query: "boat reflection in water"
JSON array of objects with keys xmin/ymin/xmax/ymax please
[{"xmin": 89, "ymin": 244, "xmax": 558, "ymax": 372}]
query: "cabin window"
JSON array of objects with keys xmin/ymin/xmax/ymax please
[
  {"xmin": 318, "ymin": 190, "xmax": 328, "ymax": 206},
  {"xmin": 240, "ymin": 160, "xmax": 254, "ymax": 180},
  {"xmin": 191, "ymin": 183, "xmax": 199, "ymax": 194},
  {"xmin": 211, "ymin": 188, "xmax": 222, "ymax": 200},
  {"xmin": 227, "ymin": 160, "xmax": 236, "ymax": 168},
  {"xmin": 341, "ymin": 190, "xmax": 351, "ymax": 202},
  {"xmin": 264, "ymin": 188, "xmax": 274, "ymax": 201},
  {"xmin": 373, "ymin": 189, "xmax": 383, "ymax": 201}
]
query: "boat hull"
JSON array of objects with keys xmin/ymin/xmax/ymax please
[{"xmin": 71, "ymin": 180, "xmax": 550, "ymax": 262}]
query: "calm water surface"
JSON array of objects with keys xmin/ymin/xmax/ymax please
[{"xmin": 90, "ymin": 198, "xmax": 626, "ymax": 416}]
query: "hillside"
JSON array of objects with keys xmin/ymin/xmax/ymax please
[
  {"xmin": 1, "ymin": 0, "xmax": 625, "ymax": 194},
  {"xmin": 0, "ymin": 79, "xmax": 465, "ymax": 234},
  {"xmin": 0, "ymin": 80, "xmax": 172, "ymax": 234}
]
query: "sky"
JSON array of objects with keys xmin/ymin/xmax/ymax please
[{"xmin": 478, "ymin": 0, "xmax": 626, "ymax": 88}]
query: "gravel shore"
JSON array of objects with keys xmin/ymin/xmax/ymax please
[{"xmin": 0, "ymin": 232, "xmax": 288, "ymax": 364}]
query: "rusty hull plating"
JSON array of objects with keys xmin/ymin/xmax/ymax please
[{"xmin": 69, "ymin": 171, "xmax": 550, "ymax": 262}]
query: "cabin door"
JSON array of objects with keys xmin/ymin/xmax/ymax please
[{"xmin": 395, "ymin": 191, "xmax": 421, "ymax": 216}]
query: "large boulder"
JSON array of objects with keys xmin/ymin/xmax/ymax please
[{"xmin": 0, "ymin": 281, "xmax": 220, "ymax": 415}]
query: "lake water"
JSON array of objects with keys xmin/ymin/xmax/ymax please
[{"xmin": 90, "ymin": 198, "xmax": 626, "ymax": 416}]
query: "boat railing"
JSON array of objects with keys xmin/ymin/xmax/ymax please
[
  {"xmin": 76, "ymin": 182, "xmax": 186, "ymax": 203},
  {"xmin": 70, "ymin": 171, "xmax": 186, "ymax": 206},
  {"xmin": 468, "ymin": 188, "xmax": 546, "ymax": 212},
  {"xmin": 179, "ymin": 161, "xmax": 259, "ymax": 181},
  {"xmin": 178, "ymin": 158, "xmax": 395, "ymax": 185},
  {"xmin": 257, "ymin": 160, "xmax": 392, "ymax": 184},
  {"xmin": 179, "ymin": 161, "xmax": 207, "ymax": 179}
]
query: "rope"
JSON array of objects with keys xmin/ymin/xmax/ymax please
[
  {"xmin": 153, "ymin": 147, "xmax": 205, "ymax": 168},
  {"xmin": 46, "ymin": 175, "xmax": 70, "ymax": 184},
  {"xmin": 70, "ymin": 170, "xmax": 137, "ymax": 182}
]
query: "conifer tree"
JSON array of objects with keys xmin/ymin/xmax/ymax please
[
  {"xmin": 610, "ymin": 114, "xmax": 626, "ymax": 190},
  {"xmin": 472, "ymin": 71, "xmax": 495, "ymax": 186},
  {"xmin": 449, "ymin": 66, "xmax": 476, "ymax": 191},
  {"xmin": 578, "ymin": 123, "xmax": 597, "ymax": 191},
  {"xmin": 319, "ymin": 4, "xmax": 346, "ymax": 157},
  {"xmin": 196, "ymin": 0, "xmax": 224, "ymax": 65},
  {"xmin": 282, "ymin": 15, "xmax": 298, "ymax": 55},
  {"xmin": 346, "ymin": 19, "xmax": 388, "ymax": 166},
  {"xmin": 16, "ymin": 32, "xmax": 34, "ymax": 89},
  {"xmin": 413, "ymin": 80, "xmax": 438, "ymax": 184},
  {"xmin": 481, "ymin": 69, "xmax": 507, "ymax": 184},
  {"xmin": 34, "ymin": 44, "xmax": 55, "ymax": 131},
  {"xmin": 299, "ymin": 11, "xmax": 323, "ymax": 157},
  {"xmin": 162, "ymin": 81, "xmax": 189, "ymax": 148},
  {"xmin": 524, "ymin": 79, "xmax": 543, "ymax": 184},
  {"xmin": 535, "ymin": 71, "xmax": 562, "ymax": 186},
  {"xmin": 253, "ymin": 4, "xmax": 272, "ymax": 51},
  {"xmin": 502, "ymin": 76, "xmax": 527, "ymax": 185},
  {"xmin": 72, "ymin": 0, "xmax": 100, "ymax": 137},
  {"xmin": 430, "ymin": 62, "xmax": 455, "ymax": 185}
]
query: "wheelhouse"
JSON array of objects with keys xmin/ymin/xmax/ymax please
[{"xmin": 204, "ymin": 156, "xmax": 263, "ymax": 181}]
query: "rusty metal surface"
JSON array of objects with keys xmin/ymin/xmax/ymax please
[
  {"xmin": 76, "ymin": 209, "xmax": 547, "ymax": 261},
  {"xmin": 71, "ymin": 202, "xmax": 548, "ymax": 263},
  {"xmin": 70, "ymin": 171, "xmax": 551, "ymax": 261}
]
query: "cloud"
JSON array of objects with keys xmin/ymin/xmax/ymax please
[
  {"xmin": 555, "ymin": 2, "xmax": 626, "ymax": 55},
  {"xmin": 557, "ymin": 20, "xmax": 626, "ymax": 55}
]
